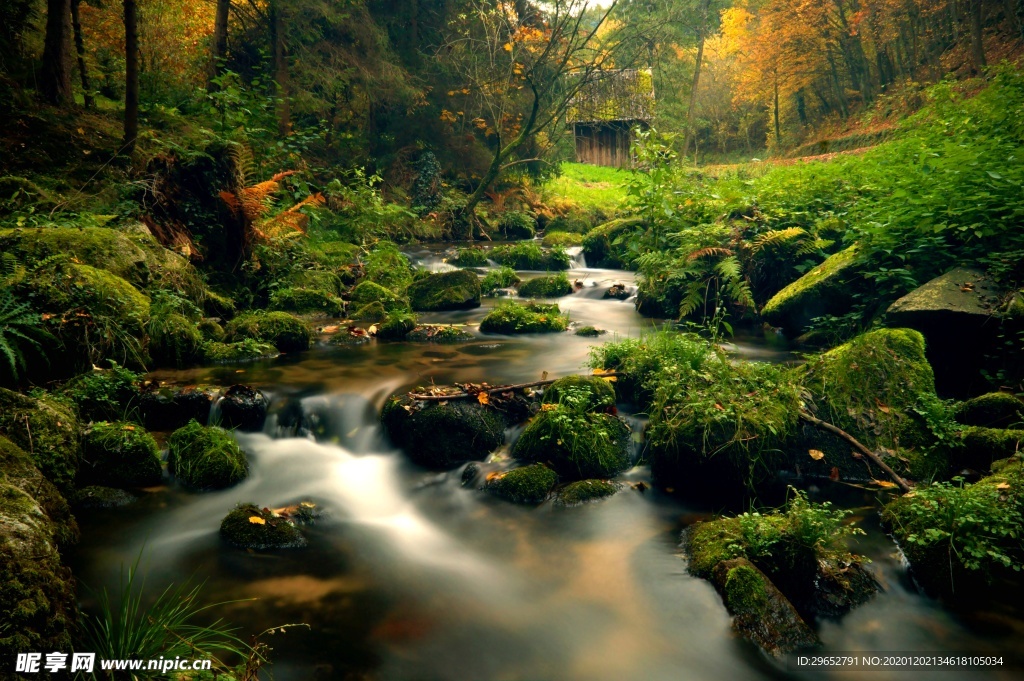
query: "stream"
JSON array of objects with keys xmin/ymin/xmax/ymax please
[{"xmin": 71, "ymin": 251, "xmax": 1022, "ymax": 681}]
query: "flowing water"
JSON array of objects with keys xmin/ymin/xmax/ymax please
[{"xmin": 72, "ymin": 253, "xmax": 1023, "ymax": 681}]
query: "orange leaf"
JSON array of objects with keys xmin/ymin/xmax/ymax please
[
  {"xmin": 248, "ymin": 516, "xmax": 266, "ymax": 525},
  {"xmin": 808, "ymin": 449, "xmax": 825, "ymax": 460},
  {"xmin": 477, "ymin": 391, "xmax": 490, "ymax": 405}
]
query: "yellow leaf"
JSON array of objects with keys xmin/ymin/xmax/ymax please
[
  {"xmin": 808, "ymin": 449, "xmax": 825, "ymax": 460},
  {"xmin": 592, "ymin": 368, "xmax": 610, "ymax": 375},
  {"xmin": 478, "ymin": 391, "xmax": 490, "ymax": 405},
  {"xmin": 368, "ymin": 324, "xmax": 378, "ymax": 335},
  {"xmin": 248, "ymin": 516, "xmax": 266, "ymax": 525},
  {"xmin": 997, "ymin": 482, "xmax": 1011, "ymax": 490},
  {"xmin": 602, "ymin": 376, "xmax": 617, "ymax": 382},
  {"xmin": 503, "ymin": 42, "xmax": 513, "ymax": 51},
  {"xmin": 541, "ymin": 403, "xmax": 557, "ymax": 411},
  {"xmin": 872, "ymin": 479, "xmax": 898, "ymax": 488}
]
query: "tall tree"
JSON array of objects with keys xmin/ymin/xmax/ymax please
[
  {"xmin": 40, "ymin": 0, "xmax": 74, "ymax": 105},
  {"xmin": 968, "ymin": 0, "xmax": 987, "ymax": 72},
  {"xmin": 207, "ymin": 0, "xmax": 230, "ymax": 90},
  {"xmin": 122, "ymin": 0, "xmax": 139, "ymax": 153},
  {"xmin": 681, "ymin": 0, "xmax": 710, "ymax": 157},
  {"xmin": 70, "ymin": 0, "xmax": 92, "ymax": 108},
  {"xmin": 269, "ymin": 0, "xmax": 290, "ymax": 136}
]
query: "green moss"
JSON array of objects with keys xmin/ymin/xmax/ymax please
[
  {"xmin": 0, "ymin": 388, "xmax": 80, "ymax": 494},
  {"xmin": 491, "ymin": 243, "xmax": 570, "ymax": 271},
  {"xmin": 407, "ymin": 325, "xmax": 475, "ymax": 343},
  {"xmin": 574, "ymin": 326, "xmax": 605, "ymax": 337},
  {"xmin": 955, "ymin": 393, "xmax": 1024, "ymax": 428},
  {"xmin": 481, "ymin": 266, "xmax": 521, "ymax": 294},
  {"xmin": 353, "ymin": 301, "xmax": 388, "ymax": 321},
  {"xmin": 377, "ymin": 312, "xmax": 418, "ymax": 340},
  {"xmin": 350, "ymin": 280, "xmax": 410, "ymax": 312},
  {"xmin": 363, "ymin": 242, "xmax": 414, "ymax": 291},
  {"xmin": 722, "ymin": 563, "xmax": 770, "ymax": 613},
  {"xmin": 542, "ymin": 231, "xmax": 584, "ymax": 248},
  {"xmin": 70, "ymin": 485, "xmax": 137, "ymax": 509},
  {"xmin": 581, "ymin": 217, "xmax": 644, "ymax": 268},
  {"xmin": 381, "ymin": 395, "xmax": 506, "ymax": 468},
  {"xmin": 287, "ymin": 269, "xmax": 344, "ymax": 296},
  {"xmin": 198, "ymin": 318, "xmax": 226, "ymax": 342},
  {"xmin": 408, "ymin": 269, "xmax": 482, "ymax": 311},
  {"xmin": 81, "ymin": 421, "xmax": 162, "ymax": 488},
  {"xmin": 496, "ymin": 211, "xmax": 536, "ymax": 240},
  {"xmin": 225, "ymin": 311, "xmax": 313, "ymax": 353},
  {"xmin": 59, "ymin": 364, "xmax": 142, "ymax": 423},
  {"xmin": 219, "ymin": 503, "xmax": 306, "ymax": 550},
  {"xmin": 269, "ymin": 287, "xmax": 345, "ymax": 316},
  {"xmin": 543, "ymin": 375, "xmax": 616, "ymax": 411},
  {"xmin": 167, "ymin": 420, "xmax": 248, "ymax": 490},
  {"xmin": 486, "ymin": 464, "xmax": 557, "ymax": 503},
  {"xmin": 959, "ymin": 427, "xmax": 1024, "ymax": 471},
  {"xmin": 149, "ymin": 312, "xmax": 203, "ymax": 368},
  {"xmin": 589, "ymin": 331, "xmax": 715, "ymax": 407},
  {"xmin": 518, "ymin": 273, "xmax": 573, "ymax": 298},
  {"xmin": 513, "ymin": 407, "xmax": 630, "ymax": 480},
  {"xmin": 555, "ymin": 479, "xmax": 618, "ymax": 506},
  {"xmin": 0, "ymin": 435, "xmax": 77, "ymax": 547},
  {"xmin": 546, "ymin": 214, "xmax": 592, "ymax": 234},
  {"xmin": 452, "ymin": 247, "xmax": 491, "ymax": 267},
  {"xmin": 0, "ymin": 226, "xmax": 150, "ymax": 286},
  {"xmin": 479, "ymin": 301, "xmax": 569, "ymax": 334},
  {"xmin": 202, "ymin": 339, "xmax": 278, "ymax": 363},
  {"xmin": 761, "ymin": 245, "xmax": 861, "ymax": 335}
]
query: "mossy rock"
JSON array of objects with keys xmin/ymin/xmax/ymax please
[
  {"xmin": 220, "ymin": 503, "xmax": 306, "ymax": 550},
  {"xmin": 542, "ymin": 375, "xmax": 616, "ymax": 411},
  {"xmin": 350, "ymin": 280, "xmax": 409, "ymax": 312},
  {"xmin": 496, "ymin": 211, "xmax": 536, "ymax": 240},
  {"xmin": 541, "ymin": 231, "xmax": 583, "ymax": 247},
  {"xmin": 149, "ymin": 312, "xmax": 203, "ymax": 368},
  {"xmin": 761, "ymin": 245, "xmax": 862, "ymax": 336},
  {"xmin": 381, "ymin": 395, "xmax": 506, "ymax": 469},
  {"xmin": 408, "ymin": 269, "xmax": 482, "ymax": 311},
  {"xmin": 81, "ymin": 421, "xmax": 162, "ymax": 488},
  {"xmin": 362, "ymin": 243, "xmax": 415, "ymax": 291},
  {"xmin": 270, "ymin": 286, "xmax": 345, "ymax": 316},
  {"xmin": 0, "ymin": 226, "xmax": 150, "ymax": 286},
  {"xmin": 481, "ymin": 267, "xmax": 521, "ymax": 295},
  {"xmin": 490, "ymin": 243, "xmax": 570, "ymax": 271},
  {"xmin": 407, "ymin": 325, "xmax": 475, "ymax": 343},
  {"xmin": 71, "ymin": 485, "xmax": 137, "ymax": 510},
  {"xmin": 513, "ymin": 407, "xmax": 630, "ymax": 480},
  {"xmin": 59, "ymin": 364, "xmax": 142, "ymax": 423},
  {"xmin": 957, "ymin": 427, "xmax": 1024, "ymax": 471},
  {"xmin": 353, "ymin": 301, "xmax": 388, "ymax": 321},
  {"xmin": 167, "ymin": 420, "xmax": 248, "ymax": 490},
  {"xmin": 219, "ymin": 384, "xmax": 269, "ymax": 431},
  {"xmin": 574, "ymin": 326, "xmax": 605, "ymax": 337},
  {"xmin": 555, "ymin": 479, "xmax": 618, "ymax": 506},
  {"xmin": 546, "ymin": 215, "xmax": 592, "ymax": 234},
  {"xmin": 0, "ymin": 388, "xmax": 80, "ymax": 494},
  {"xmin": 712, "ymin": 558, "xmax": 819, "ymax": 657},
  {"xmin": 581, "ymin": 217, "xmax": 644, "ymax": 269},
  {"xmin": 479, "ymin": 301, "xmax": 569, "ymax": 334},
  {"xmin": 955, "ymin": 393, "xmax": 1024, "ymax": 429},
  {"xmin": 225, "ymin": 311, "xmax": 313, "ymax": 353},
  {"xmin": 377, "ymin": 312, "xmax": 418, "ymax": 340},
  {"xmin": 0, "ymin": 435, "xmax": 78, "ymax": 548},
  {"xmin": 518, "ymin": 274, "xmax": 573, "ymax": 298},
  {"xmin": 138, "ymin": 384, "xmax": 216, "ymax": 431},
  {"xmin": 452, "ymin": 247, "xmax": 491, "ymax": 267},
  {"xmin": 486, "ymin": 464, "xmax": 557, "ymax": 504},
  {"xmin": 287, "ymin": 269, "xmax": 345, "ymax": 296},
  {"xmin": 202, "ymin": 339, "xmax": 278, "ymax": 363},
  {"xmin": 198, "ymin": 318, "xmax": 226, "ymax": 342}
]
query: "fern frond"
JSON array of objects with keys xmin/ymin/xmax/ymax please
[
  {"xmin": 687, "ymin": 246, "xmax": 733, "ymax": 261},
  {"xmin": 751, "ymin": 227, "xmax": 808, "ymax": 253}
]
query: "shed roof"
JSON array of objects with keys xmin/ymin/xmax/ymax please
[{"xmin": 568, "ymin": 68, "xmax": 654, "ymax": 125}]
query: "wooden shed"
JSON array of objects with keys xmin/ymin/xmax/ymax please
[{"xmin": 568, "ymin": 69, "xmax": 654, "ymax": 167}]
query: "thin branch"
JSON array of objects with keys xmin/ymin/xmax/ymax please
[{"xmin": 798, "ymin": 410, "xmax": 912, "ymax": 493}]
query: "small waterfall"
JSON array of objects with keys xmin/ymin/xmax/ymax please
[{"xmin": 566, "ymin": 245, "xmax": 587, "ymax": 269}]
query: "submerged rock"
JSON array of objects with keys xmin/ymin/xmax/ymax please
[
  {"xmin": 80, "ymin": 421, "xmax": 163, "ymax": 488},
  {"xmin": 408, "ymin": 269, "xmax": 482, "ymax": 311},
  {"xmin": 220, "ymin": 503, "xmax": 306, "ymax": 550},
  {"xmin": 71, "ymin": 485, "xmax": 138, "ymax": 510},
  {"xmin": 485, "ymin": 464, "xmax": 557, "ymax": 503},
  {"xmin": 0, "ymin": 387, "xmax": 80, "ymax": 494},
  {"xmin": 761, "ymin": 245, "xmax": 861, "ymax": 336},
  {"xmin": 555, "ymin": 479, "xmax": 618, "ymax": 506},
  {"xmin": 167, "ymin": 420, "xmax": 249, "ymax": 490},
  {"xmin": 381, "ymin": 395, "xmax": 506, "ymax": 469},
  {"xmin": 218, "ymin": 384, "xmax": 269, "ymax": 431}
]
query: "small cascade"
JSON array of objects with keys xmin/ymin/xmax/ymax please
[{"xmin": 566, "ymin": 245, "xmax": 587, "ymax": 269}]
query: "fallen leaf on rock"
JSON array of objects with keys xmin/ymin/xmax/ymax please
[
  {"xmin": 997, "ymin": 482, "xmax": 1011, "ymax": 490},
  {"xmin": 809, "ymin": 449, "xmax": 825, "ymax": 460},
  {"xmin": 872, "ymin": 479, "xmax": 897, "ymax": 488},
  {"xmin": 477, "ymin": 391, "xmax": 490, "ymax": 405},
  {"xmin": 248, "ymin": 516, "xmax": 266, "ymax": 525}
]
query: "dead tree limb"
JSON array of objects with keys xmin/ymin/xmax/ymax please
[
  {"xmin": 799, "ymin": 410, "xmax": 912, "ymax": 493},
  {"xmin": 408, "ymin": 373, "xmax": 622, "ymax": 401}
]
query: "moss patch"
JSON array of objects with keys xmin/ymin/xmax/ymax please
[
  {"xmin": 149, "ymin": 312, "xmax": 203, "ymax": 368},
  {"xmin": 270, "ymin": 287, "xmax": 345, "ymax": 316},
  {"xmin": 486, "ymin": 464, "xmax": 557, "ymax": 503},
  {"xmin": 350, "ymin": 280, "xmax": 409, "ymax": 312},
  {"xmin": 496, "ymin": 211, "xmax": 536, "ymax": 240},
  {"xmin": 408, "ymin": 269, "xmax": 482, "ymax": 311},
  {"xmin": 955, "ymin": 393, "xmax": 1024, "ymax": 429},
  {"xmin": 81, "ymin": 421, "xmax": 162, "ymax": 488},
  {"xmin": 541, "ymin": 231, "xmax": 583, "ymax": 247},
  {"xmin": 491, "ymin": 243, "xmax": 570, "ymax": 271},
  {"xmin": 513, "ymin": 407, "xmax": 630, "ymax": 480},
  {"xmin": 581, "ymin": 217, "xmax": 644, "ymax": 269},
  {"xmin": 958, "ymin": 427, "xmax": 1024, "ymax": 471},
  {"xmin": 226, "ymin": 311, "xmax": 313, "ymax": 353},
  {"xmin": 452, "ymin": 246, "xmax": 491, "ymax": 267},
  {"xmin": 761, "ymin": 245, "xmax": 861, "ymax": 335},
  {"xmin": 479, "ymin": 301, "xmax": 569, "ymax": 334},
  {"xmin": 220, "ymin": 503, "xmax": 306, "ymax": 550},
  {"xmin": 518, "ymin": 273, "xmax": 573, "ymax": 298},
  {"xmin": 202, "ymin": 339, "xmax": 278, "ymax": 363},
  {"xmin": 481, "ymin": 267, "xmax": 520, "ymax": 295},
  {"xmin": 555, "ymin": 479, "xmax": 618, "ymax": 506},
  {"xmin": 0, "ymin": 226, "xmax": 150, "ymax": 286},
  {"xmin": 542, "ymin": 375, "xmax": 616, "ymax": 411},
  {"xmin": 71, "ymin": 485, "xmax": 137, "ymax": 510},
  {"xmin": 0, "ymin": 388, "xmax": 80, "ymax": 494},
  {"xmin": 167, "ymin": 420, "xmax": 248, "ymax": 490},
  {"xmin": 0, "ymin": 435, "xmax": 77, "ymax": 547},
  {"xmin": 377, "ymin": 312, "xmax": 418, "ymax": 340},
  {"xmin": 381, "ymin": 395, "xmax": 506, "ymax": 468}
]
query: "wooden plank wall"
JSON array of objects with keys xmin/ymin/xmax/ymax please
[{"xmin": 573, "ymin": 121, "xmax": 639, "ymax": 167}]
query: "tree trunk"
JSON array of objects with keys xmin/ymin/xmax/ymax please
[
  {"xmin": 270, "ymin": 2, "xmax": 291, "ymax": 136},
  {"xmin": 122, "ymin": 0, "xmax": 139, "ymax": 153},
  {"xmin": 70, "ymin": 0, "xmax": 92, "ymax": 108},
  {"xmin": 968, "ymin": 0, "xmax": 986, "ymax": 72},
  {"xmin": 1006, "ymin": 0, "xmax": 1023, "ymax": 40},
  {"xmin": 772, "ymin": 70, "xmax": 781, "ymax": 149},
  {"xmin": 207, "ymin": 0, "xmax": 230, "ymax": 90},
  {"xmin": 681, "ymin": 6, "xmax": 708, "ymax": 159},
  {"xmin": 40, "ymin": 0, "xmax": 74, "ymax": 106}
]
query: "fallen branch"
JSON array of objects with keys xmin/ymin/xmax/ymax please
[
  {"xmin": 408, "ymin": 373, "xmax": 621, "ymax": 401},
  {"xmin": 799, "ymin": 410, "xmax": 912, "ymax": 493}
]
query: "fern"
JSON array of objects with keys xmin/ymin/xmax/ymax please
[
  {"xmin": 751, "ymin": 227, "xmax": 808, "ymax": 253},
  {"xmin": 0, "ymin": 287, "xmax": 50, "ymax": 384}
]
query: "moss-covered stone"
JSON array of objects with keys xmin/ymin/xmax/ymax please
[
  {"xmin": 407, "ymin": 325, "xmax": 475, "ymax": 343},
  {"xmin": 486, "ymin": 464, "xmax": 557, "ymax": 503},
  {"xmin": 138, "ymin": 384, "xmax": 215, "ymax": 431},
  {"xmin": 59, "ymin": 364, "xmax": 142, "ymax": 423},
  {"xmin": 408, "ymin": 269, "xmax": 482, "ymax": 311},
  {"xmin": 350, "ymin": 280, "xmax": 409, "ymax": 312},
  {"xmin": 0, "ymin": 226, "xmax": 150, "ymax": 286},
  {"xmin": 362, "ymin": 242, "xmax": 415, "ymax": 291},
  {"xmin": 513, "ymin": 407, "xmax": 630, "ymax": 480},
  {"xmin": 542, "ymin": 375, "xmax": 616, "ymax": 411},
  {"xmin": 377, "ymin": 312, "xmax": 418, "ymax": 340},
  {"xmin": 381, "ymin": 395, "xmax": 506, "ymax": 469},
  {"xmin": 0, "ymin": 388, "xmax": 80, "ymax": 494},
  {"xmin": 958, "ymin": 427, "xmax": 1024, "ymax": 471},
  {"xmin": 149, "ymin": 312, "xmax": 203, "ymax": 368},
  {"xmin": 220, "ymin": 503, "xmax": 306, "ymax": 550},
  {"xmin": 581, "ymin": 217, "xmax": 644, "ymax": 269},
  {"xmin": 353, "ymin": 301, "xmax": 388, "ymax": 321},
  {"xmin": 555, "ymin": 479, "xmax": 618, "ymax": 506},
  {"xmin": 167, "ymin": 420, "xmax": 248, "ymax": 490},
  {"xmin": 269, "ymin": 286, "xmax": 345, "ymax": 316},
  {"xmin": 202, "ymin": 339, "xmax": 278, "ymax": 363},
  {"xmin": 287, "ymin": 269, "xmax": 345, "ymax": 296},
  {"xmin": 198, "ymin": 318, "xmax": 226, "ymax": 342},
  {"xmin": 0, "ymin": 436, "xmax": 78, "ymax": 548},
  {"xmin": 491, "ymin": 243, "xmax": 570, "ymax": 271},
  {"xmin": 574, "ymin": 326, "xmax": 606, "ymax": 337},
  {"xmin": 541, "ymin": 231, "xmax": 583, "ymax": 247},
  {"xmin": 518, "ymin": 273, "xmax": 573, "ymax": 298},
  {"xmin": 225, "ymin": 311, "xmax": 313, "ymax": 353},
  {"xmin": 496, "ymin": 211, "xmax": 536, "ymax": 240},
  {"xmin": 546, "ymin": 214, "xmax": 592, "ymax": 234},
  {"xmin": 761, "ymin": 245, "xmax": 861, "ymax": 335},
  {"xmin": 481, "ymin": 266, "xmax": 521, "ymax": 295},
  {"xmin": 71, "ymin": 485, "xmax": 137, "ymax": 510},
  {"xmin": 955, "ymin": 393, "xmax": 1024, "ymax": 429},
  {"xmin": 452, "ymin": 246, "xmax": 491, "ymax": 267},
  {"xmin": 81, "ymin": 421, "xmax": 162, "ymax": 488},
  {"xmin": 479, "ymin": 301, "xmax": 569, "ymax": 334}
]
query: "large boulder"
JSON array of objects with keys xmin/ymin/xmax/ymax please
[
  {"xmin": 80, "ymin": 421, "xmax": 163, "ymax": 488},
  {"xmin": 407, "ymin": 270, "xmax": 482, "ymax": 311},
  {"xmin": 884, "ymin": 267, "xmax": 1005, "ymax": 396},
  {"xmin": 761, "ymin": 245, "xmax": 861, "ymax": 336},
  {"xmin": 0, "ymin": 226, "xmax": 150, "ymax": 286},
  {"xmin": 955, "ymin": 392, "xmax": 1024, "ymax": 429},
  {"xmin": 0, "ymin": 388, "xmax": 80, "ymax": 494},
  {"xmin": 381, "ymin": 395, "xmax": 506, "ymax": 469}
]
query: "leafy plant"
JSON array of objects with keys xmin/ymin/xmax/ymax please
[{"xmin": 0, "ymin": 286, "xmax": 50, "ymax": 384}]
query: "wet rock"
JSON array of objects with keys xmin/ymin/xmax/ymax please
[
  {"xmin": 603, "ymin": 283, "xmax": 631, "ymax": 300},
  {"xmin": 513, "ymin": 407, "xmax": 630, "ymax": 480},
  {"xmin": 220, "ymin": 503, "xmax": 306, "ymax": 550},
  {"xmin": 0, "ymin": 387, "xmax": 80, "ymax": 494},
  {"xmin": 0, "ymin": 436, "xmax": 78, "ymax": 547},
  {"xmin": 711, "ymin": 558, "xmax": 819, "ymax": 657},
  {"xmin": 884, "ymin": 267, "xmax": 1004, "ymax": 396},
  {"xmin": 381, "ymin": 395, "xmax": 506, "ymax": 469},
  {"xmin": 376, "ymin": 312, "xmax": 418, "ymax": 340},
  {"xmin": 761, "ymin": 245, "xmax": 861, "ymax": 336},
  {"xmin": 574, "ymin": 326, "xmax": 606, "ymax": 337},
  {"xmin": 139, "ymin": 383, "xmax": 216, "ymax": 431},
  {"xmin": 71, "ymin": 485, "xmax": 138, "ymax": 510},
  {"xmin": 407, "ymin": 325, "xmax": 475, "ymax": 343},
  {"xmin": 408, "ymin": 269, "xmax": 482, "ymax": 311},
  {"xmin": 225, "ymin": 311, "xmax": 313, "ymax": 353},
  {"xmin": 955, "ymin": 392, "xmax": 1024, "ymax": 429},
  {"xmin": 957, "ymin": 427, "xmax": 1024, "ymax": 471},
  {"xmin": 555, "ymin": 479, "xmax": 618, "ymax": 506},
  {"xmin": 486, "ymin": 464, "xmax": 557, "ymax": 503},
  {"xmin": 219, "ymin": 384, "xmax": 269, "ymax": 431},
  {"xmin": 167, "ymin": 420, "xmax": 249, "ymax": 490},
  {"xmin": 80, "ymin": 421, "xmax": 163, "ymax": 488},
  {"xmin": 461, "ymin": 462, "xmax": 481, "ymax": 486}
]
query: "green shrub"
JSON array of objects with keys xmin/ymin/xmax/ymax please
[
  {"xmin": 479, "ymin": 301, "xmax": 569, "ymax": 334},
  {"xmin": 59, "ymin": 363, "xmax": 142, "ymax": 423},
  {"xmin": 167, "ymin": 420, "xmax": 248, "ymax": 490},
  {"xmin": 81, "ymin": 421, "xmax": 162, "ymax": 488},
  {"xmin": 513, "ymin": 405, "xmax": 630, "ymax": 480},
  {"xmin": 496, "ymin": 210, "xmax": 536, "ymax": 240},
  {"xmin": 481, "ymin": 266, "xmax": 521, "ymax": 294},
  {"xmin": 517, "ymin": 273, "xmax": 573, "ymax": 298},
  {"xmin": 542, "ymin": 375, "xmax": 616, "ymax": 411},
  {"xmin": 452, "ymin": 246, "xmax": 490, "ymax": 267},
  {"xmin": 589, "ymin": 331, "xmax": 715, "ymax": 407},
  {"xmin": 225, "ymin": 311, "xmax": 312, "ymax": 353}
]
